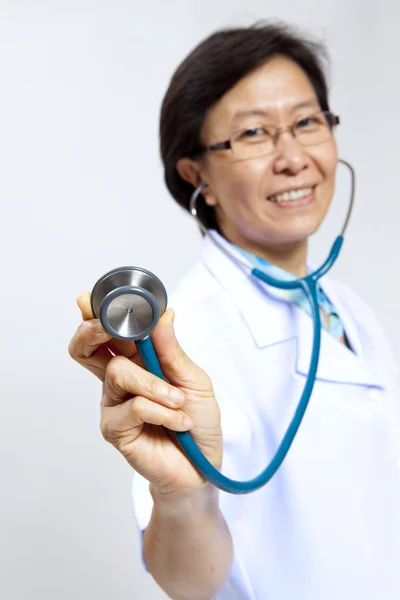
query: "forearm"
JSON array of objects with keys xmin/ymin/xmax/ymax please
[{"xmin": 143, "ymin": 484, "xmax": 233, "ymax": 600}]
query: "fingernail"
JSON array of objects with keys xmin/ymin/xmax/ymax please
[{"xmin": 165, "ymin": 308, "xmax": 175, "ymax": 324}]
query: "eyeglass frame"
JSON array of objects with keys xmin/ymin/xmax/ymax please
[{"xmin": 191, "ymin": 110, "xmax": 340, "ymax": 159}]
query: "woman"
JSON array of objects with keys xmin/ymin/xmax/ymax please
[{"xmin": 69, "ymin": 22, "xmax": 400, "ymax": 600}]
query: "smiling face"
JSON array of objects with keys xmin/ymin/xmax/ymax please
[{"xmin": 181, "ymin": 55, "xmax": 338, "ymax": 269}]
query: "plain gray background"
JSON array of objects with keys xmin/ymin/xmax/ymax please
[{"xmin": 1, "ymin": 1, "xmax": 399, "ymax": 598}]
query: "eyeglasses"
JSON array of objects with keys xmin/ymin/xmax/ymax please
[{"xmin": 196, "ymin": 111, "xmax": 340, "ymax": 161}]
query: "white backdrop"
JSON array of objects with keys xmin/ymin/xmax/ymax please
[{"xmin": 1, "ymin": 1, "xmax": 399, "ymax": 598}]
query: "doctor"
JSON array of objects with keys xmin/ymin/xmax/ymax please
[{"xmin": 69, "ymin": 22, "xmax": 400, "ymax": 600}]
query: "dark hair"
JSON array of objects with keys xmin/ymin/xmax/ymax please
[{"xmin": 160, "ymin": 21, "xmax": 330, "ymax": 230}]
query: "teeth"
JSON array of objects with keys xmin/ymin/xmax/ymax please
[{"xmin": 270, "ymin": 187, "xmax": 313, "ymax": 203}]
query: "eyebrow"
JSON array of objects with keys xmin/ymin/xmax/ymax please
[{"xmin": 231, "ymin": 99, "xmax": 319, "ymax": 122}]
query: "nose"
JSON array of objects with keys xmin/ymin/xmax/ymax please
[{"xmin": 271, "ymin": 131, "xmax": 310, "ymax": 175}]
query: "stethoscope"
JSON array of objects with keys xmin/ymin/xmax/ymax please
[{"xmin": 91, "ymin": 158, "xmax": 355, "ymax": 494}]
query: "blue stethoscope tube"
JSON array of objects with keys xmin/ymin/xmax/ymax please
[
  {"xmin": 135, "ymin": 236, "xmax": 343, "ymax": 494},
  {"xmin": 98, "ymin": 159, "xmax": 354, "ymax": 495}
]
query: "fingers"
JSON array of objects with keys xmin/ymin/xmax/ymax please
[
  {"xmin": 101, "ymin": 354, "xmax": 194, "ymax": 446},
  {"xmin": 77, "ymin": 292, "xmax": 94, "ymax": 320},
  {"xmin": 70, "ymin": 319, "xmax": 112, "ymax": 359},
  {"xmin": 103, "ymin": 355, "xmax": 186, "ymax": 409},
  {"xmin": 68, "ymin": 319, "xmax": 115, "ymax": 379},
  {"xmin": 75, "ymin": 292, "xmax": 138, "ymax": 359},
  {"xmin": 101, "ymin": 395, "xmax": 194, "ymax": 447},
  {"xmin": 130, "ymin": 397, "xmax": 193, "ymax": 431}
]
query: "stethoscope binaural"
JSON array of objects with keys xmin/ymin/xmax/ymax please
[{"xmin": 90, "ymin": 158, "xmax": 355, "ymax": 495}]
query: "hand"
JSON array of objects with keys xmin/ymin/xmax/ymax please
[{"xmin": 68, "ymin": 293, "xmax": 223, "ymax": 497}]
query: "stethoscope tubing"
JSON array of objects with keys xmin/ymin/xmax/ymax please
[
  {"xmin": 103, "ymin": 159, "xmax": 354, "ymax": 494},
  {"xmin": 136, "ymin": 256, "xmax": 328, "ymax": 494}
]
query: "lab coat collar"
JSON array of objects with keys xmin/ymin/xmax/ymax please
[{"xmin": 201, "ymin": 230, "xmax": 384, "ymax": 389}]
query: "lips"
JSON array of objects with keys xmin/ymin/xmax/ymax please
[{"xmin": 268, "ymin": 185, "xmax": 316, "ymax": 203}]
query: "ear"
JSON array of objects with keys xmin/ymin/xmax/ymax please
[
  {"xmin": 176, "ymin": 157, "xmax": 218, "ymax": 207},
  {"xmin": 176, "ymin": 157, "xmax": 200, "ymax": 188}
]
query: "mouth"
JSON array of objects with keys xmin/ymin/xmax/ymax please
[{"xmin": 267, "ymin": 185, "xmax": 316, "ymax": 208}]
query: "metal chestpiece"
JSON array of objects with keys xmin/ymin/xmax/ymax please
[{"xmin": 90, "ymin": 266, "xmax": 168, "ymax": 341}]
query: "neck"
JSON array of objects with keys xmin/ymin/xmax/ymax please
[{"xmin": 223, "ymin": 232, "xmax": 308, "ymax": 277}]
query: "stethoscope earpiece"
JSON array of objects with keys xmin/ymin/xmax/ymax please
[{"xmin": 90, "ymin": 266, "xmax": 167, "ymax": 341}]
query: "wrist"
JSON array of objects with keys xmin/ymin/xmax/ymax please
[{"xmin": 150, "ymin": 481, "xmax": 220, "ymax": 519}]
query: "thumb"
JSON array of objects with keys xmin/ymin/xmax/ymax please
[{"xmin": 150, "ymin": 308, "xmax": 211, "ymax": 391}]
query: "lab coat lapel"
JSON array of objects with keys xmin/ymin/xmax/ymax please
[
  {"xmin": 201, "ymin": 232, "xmax": 384, "ymax": 389},
  {"xmin": 201, "ymin": 232, "xmax": 295, "ymax": 347},
  {"xmin": 302, "ymin": 274, "xmax": 385, "ymax": 388},
  {"xmin": 294, "ymin": 300, "xmax": 383, "ymax": 388}
]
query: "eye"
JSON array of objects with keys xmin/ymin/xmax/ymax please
[
  {"xmin": 296, "ymin": 115, "xmax": 320, "ymax": 129},
  {"xmin": 241, "ymin": 127, "xmax": 263, "ymax": 137},
  {"xmin": 238, "ymin": 126, "xmax": 271, "ymax": 141}
]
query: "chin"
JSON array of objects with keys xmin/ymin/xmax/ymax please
[{"xmin": 268, "ymin": 216, "xmax": 323, "ymax": 246}]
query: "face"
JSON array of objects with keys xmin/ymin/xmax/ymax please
[{"xmin": 183, "ymin": 55, "xmax": 338, "ymax": 258}]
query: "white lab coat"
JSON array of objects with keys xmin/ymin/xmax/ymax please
[{"xmin": 132, "ymin": 230, "xmax": 400, "ymax": 600}]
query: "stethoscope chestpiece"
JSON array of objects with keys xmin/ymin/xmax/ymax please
[{"xmin": 90, "ymin": 266, "xmax": 168, "ymax": 341}]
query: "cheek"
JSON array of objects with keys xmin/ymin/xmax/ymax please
[
  {"xmin": 212, "ymin": 159, "xmax": 266, "ymax": 208},
  {"xmin": 313, "ymin": 141, "xmax": 338, "ymax": 182}
]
